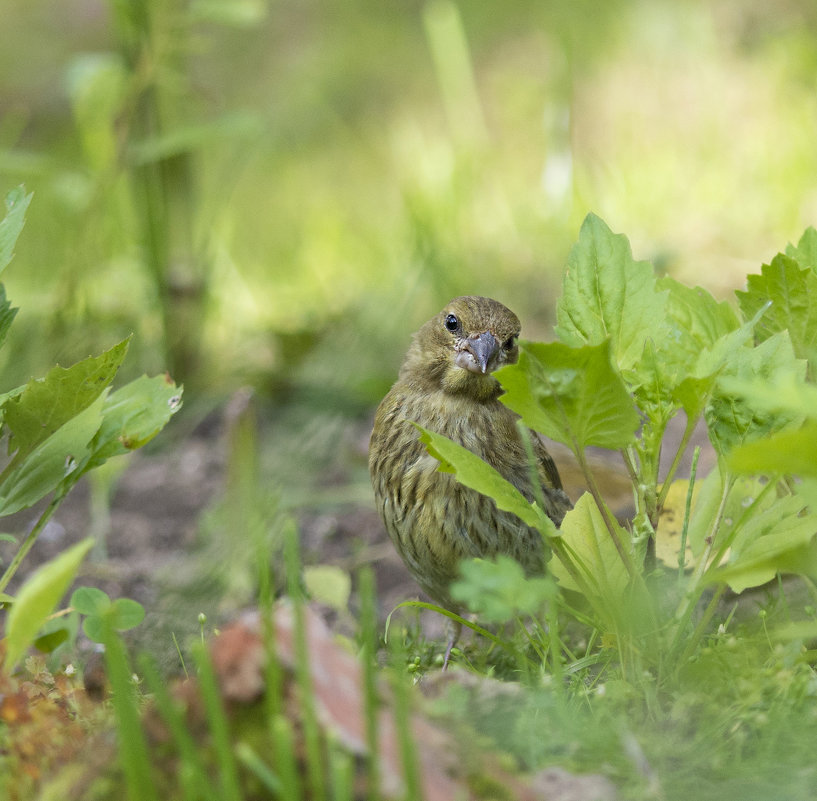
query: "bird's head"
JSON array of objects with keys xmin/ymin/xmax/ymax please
[{"xmin": 402, "ymin": 296, "xmax": 521, "ymax": 400}]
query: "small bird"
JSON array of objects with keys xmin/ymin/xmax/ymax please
[{"xmin": 369, "ymin": 296, "xmax": 571, "ymax": 652}]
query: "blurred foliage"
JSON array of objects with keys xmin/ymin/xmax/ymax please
[{"xmin": 0, "ymin": 0, "xmax": 816, "ymax": 402}]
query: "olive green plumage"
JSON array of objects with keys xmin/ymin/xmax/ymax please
[{"xmin": 369, "ymin": 296, "xmax": 571, "ymax": 611}]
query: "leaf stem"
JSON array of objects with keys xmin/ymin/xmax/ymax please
[
  {"xmin": 574, "ymin": 445, "xmax": 638, "ymax": 579},
  {"xmin": 677, "ymin": 446, "xmax": 701, "ymax": 584},
  {"xmin": 671, "ymin": 472, "xmax": 734, "ymax": 650},
  {"xmin": 0, "ymin": 490, "xmax": 66, "ymax": 595},
  {"xmin": 656, "ymin": 413, "xmax": 699, "ymax": 510}
]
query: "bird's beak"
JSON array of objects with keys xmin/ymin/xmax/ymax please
[{"xmin": 457, "ymin": 331, "xmax": 499, "ymax": 374}]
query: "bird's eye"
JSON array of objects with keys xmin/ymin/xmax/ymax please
[
  {"xmin": 444, "ymin": 314, "xmax": 459, "ymax": 332},
  {"xmin": 503, "ymin": 335, "xmax": 518, "ymax": 351}
]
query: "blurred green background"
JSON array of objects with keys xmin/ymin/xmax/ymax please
[{"xmin": 1, "ymin": 0, "xmax": 816, "ymax": 410}]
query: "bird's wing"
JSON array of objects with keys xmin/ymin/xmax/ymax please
[{"xmin": 533, "ymin": 433, "xmax": 563, "ymax": 490}]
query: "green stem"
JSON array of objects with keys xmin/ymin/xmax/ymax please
[
  {"xmin": 656, "ymin": 413, "xmax": 699, "ymax": 511},
  {"xmin": 671, "ymin": 472, "xmax": 734, "ymax": 651},
  {"xmin": 677, "ymin": 446, "xmax": 701, "ymax": 584},
  {"xmin": 676, "ymin": 584, "xmax": 726, "ymax": 669},
  {"xmin": 574, "ymin": 445, "xmax": 638, "ymax": 579},
  {"xmin": 0, "ymin": 491, "xmax": 66, "ymax": 595}
]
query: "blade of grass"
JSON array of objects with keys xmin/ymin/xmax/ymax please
[
  {"xmin": 389, "ymin": 654, "xmax": 422, "ymax": 801},
  {"xmin": 103, "ymin": 626, "xmax": 159, "ymax": 801},
  {"xmin": 138, "ymin": 653, "xmax": 218, "ymax": 801},
  {"xmin": 193, "ymin": 642, "xmax": 243, "ymax": 801},
  {"xmin": 272, "ymin": 715, "xmax": 302, "ymax": 801},
  {"xmin": 235, "ymin": 742, "xmax": 282, "ymax": 796},
  {"xmin": 358, "ymin": 566, "xmax": 381, "ymax": 799},
  {"xmin": 330, "ymin": 745, "xmax": 355, "ymax": 801},
  {"xmin": 284, "ymin": 521, "xmax": 327, "ymax": 800}
]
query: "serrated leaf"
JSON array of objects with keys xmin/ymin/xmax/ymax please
[
  {"xmin": 412, "ymin": 423, "xmax": 546, "ymax": 530},
  {"xmin": 550, "ymin": 493, "xmax": 630, "ymax": 600},
  {"xmin": 0, "ymin": 391, "xmax": 107, "ymax": 515},
  {"xmin": 497, "ymin": 340, "xmax": 640, "ymax": 452},
  {"xmin": 692, "ymin": 303, "xmax": 766, "ymax": 380},
  {"xmin": 3, "ymin": 538, "xmax": 93, "ymax": 669},
  {"xmin": 785, "ymin": 226, "xmax": 817, "ymax": 271},
  {"xmin": 0, "ymin": 186, "xmax": 32, "ymax": 275},
  {"xmin": 654, "ymin": 278, "xmax": 740, "ymax": 386},
  {"xmin": 735, "ymin": 253, "xmax": 817, "ymax": 362},
  {"xmin": 555, "ymin": 213, "xmax": 667, "ymax": 371},
  {"xmin": 706, "ymin": 332, "xmax": 805, "ymax": 457},
  {"xmin": 3, "ymin": 338, "xmax": 130, "ymax": 460}
]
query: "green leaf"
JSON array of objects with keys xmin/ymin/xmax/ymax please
[
  {"xmin": 33, "ymin": 627, "xmax": 70, "ymax": 653},
  {"xmin": 70, "ymin": 586, "xmax": 111, "ymax": 616},
  {"xmin": 653, "ymin": 278, "xmax": 740, "ymax": 387},
  {"xmin": 785, "ymin": 226, "xmax": 817, "ymax": 271},
  {"xmin": 691, "ymin": 302, "xmax": 766, "ymax": 381},
  {"xmin": 87, "ymin": 374, "xmax": 183, "ymax": 466},
  {"xmin": 709, "ymin": 499, "xmax": 817, "ymax": 593},
  {"xmin": 82, "ymin": 616, "xmax": 106, "ymax": 643},
  {"xmin": 735, "ymin": 253, "xmax": 817, "ymax": 363},
  {"xmin": 303, "ymin": 565, "xmax": 351, "ymax": 613},
  {"xmin": 109, "ymin": 597, "xmax": 145, "ymax": 631},
  {"xmin": 0, "ymin": 285, "xmax": 19, "ymax": 353},
  {"xmin": 550, "ymin": 493, "xmax": 630, "ymax": 600},
  {"xmin": 412, "ymin": 423, "xmax": 547, "ymax": 530},
  {"xmin": 76, "ymin": 593, "xmax": 144, "ymax": 643},
  {"xmin": 685, "ymin": 473, "xmax": 776, "ymax": 560},
  {"xmin": 3, "ymin": 538, "xmax": 93, "ymax": 669},
  {"xmin": 0, "ymin": 186, "xmax": 33, "ymax": 275},
  {"xmin": 720, "ymin": 372, "xmax": 817, "ymax": 420},
  {"xmin": 2, "ymin": 338, "xmax": 130, "ymax": 459},
  {"xmin": 450, "ymin": 555, "xmax": 556, "ymax": 624},
  {"xmin": 555, "ymin": 213, "xmax": 667, "ymax": 371},
  {"xmin": 728, "ymin": 421, "xmax": 817, "ymax": 479},
  {"xmin": 0, "ymin": 392, "xmax": 107, "ymax": 514},
  {"xmin": 706, "ymin": 332, "xmax": 805, "ymax": 457},
  {"xmin": 497, "ymin": 340, "xmax": 640, "ymax": 452},
  {"xmin": 0, "ymin": 391, "xmax": 108, "ymax": 515}
]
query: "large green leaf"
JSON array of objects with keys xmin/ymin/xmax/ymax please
[
  {"xmin": 497, "ymin": 340, "xmax": 640, "ymax": 452},
  {"xmin": 0, "ymin": 186, "xmax": 32, "ymax": 275},
  {"xmin": 728, "ymin": 421, "xmax": 817, "ymax": 479},
  {"xmin": 706, "ymin": 332, "xmax": 805, "ymax": 457},
  {"xmin": 652, "ymin": 278, "xmax": 739, "ymax": 387},
  {"xmin": 4, "ymin": 538, "xmax": 93, "ymax": 669},
  {"xmin": 709, "ymin": 498, "xmax": 817, "ymax": 593},
  {"xmin": 2, "ymin": 338, "xmax": 130, "ymax": 459},
  {"xmin": 0, "ymin": 392, "xmax": 108, "ymax": 515},
  {"xmin": 735, "ymin": 253, "xmax": 817, "ymax": 364},
  {"xmin": 412, "ymin": 423, "xmax": 547, "ymax": 531},
  {"xmin": 785, "ymin": 226, "xmax": 817, "ymax": 271},
  {"xmin": 550, "ymin": 492, "xmax": 630, "ymax": 600},
  {"xmin": 691, "ymin": 303, "xmax": 767, "ymax": 382},
  {"xmin": 555, "ymin": 213, "xmax": 667, "ymax": 372}
]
